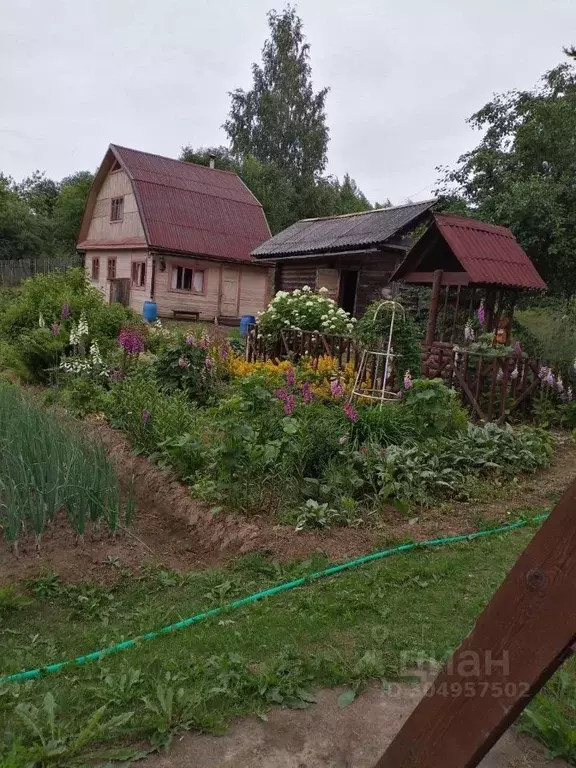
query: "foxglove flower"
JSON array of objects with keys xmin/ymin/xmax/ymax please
[
  {"xmin": 464, "ymin": 321, "xmax": 475, "ymax": 342},
  {"xmin": 557, "ymin": 376, "xmax": 564, "ymax": 394},
  {"xmin": 403, "ymin": 370, "xmax": 413, "ymax": 390},
  {"xmin": 284, "ymin": 394, "xmax": 295, "ymax": 416},
  {"xmin": 185, "ymin": 334, "xmax": 195, "ymax": 346},
  {"xmin": 51, "ymin": 323, "xmax": 60, "ymax": 336},
  {"xmin": 38, "ymin": 313, "xmax": 46, "ymax": 328},
  {"xmin": 302, "ymin": 381, "xmax": 313, "ymax": 404},
  {"xmin": 510, "ymin": 365, "xmax": 519, "ymax": 380},
  {"xmin": 285, "ymin": 367, "xmax": 295, "ymax": 386},
  {"xmin": 204, "ymin": 356, "xmax": 215, "ymax": 371}
]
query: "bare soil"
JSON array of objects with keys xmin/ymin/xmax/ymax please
[
  {"xmin": 1, "ymin": 424, "xmax": 575, "ymax": 586},
  {"xmin": 143, "ymin": 682, "xmax": 567, "ymax": 768}
]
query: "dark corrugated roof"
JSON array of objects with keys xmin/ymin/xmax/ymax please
[
  {"xmin": 80, "ymin": 145, "xmax": 271, "ymax": 263},
  {"xmin": 393, "ymin": 214, "xmax": 547, "ymax": 289},
  {"xmin": 251, "ymin": 200, "xmax": 437, "ymax": 258}
]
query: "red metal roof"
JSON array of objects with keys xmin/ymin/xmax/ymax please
[
  {"xmin": 79, "ymin": 145, "xmax": 271, "ymax": 264},
  {"xmin": 392, "ymin": 214, "xmax": 546, "ymax": 290},
  {"xmin": 435, "ymin": 215, "xmax": 546, "ymax": 289}
]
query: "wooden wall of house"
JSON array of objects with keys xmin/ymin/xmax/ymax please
[
  {"xmin": 276, "ymin": 264, "xmax": 318, "ymax": 293},
  {"xmin": 86, "ymin": 170, "xmax": 145, "ymax": 243},
  {"xmin": 354, "ymin": 252, "xmax": 403, "ymax": 317},
  {"xmin": 85, "ymin": 250, "xmax": 152, "ymax": 313},
  {"xmin": 153, "ymin": 256, "xmax": 270, "ymax": 320}
]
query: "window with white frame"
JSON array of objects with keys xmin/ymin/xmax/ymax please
[{"xmin": 171, "ymin": 265, "xmax": 204, "ymax": 293}]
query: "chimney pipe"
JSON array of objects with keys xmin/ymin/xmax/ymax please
[{"xmin": 209, "ymin": 153, "xmax": 216, "ymax": 169}]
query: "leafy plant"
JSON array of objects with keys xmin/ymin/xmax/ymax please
[
  {"xmin": 401, "ymin": 378, "xmax": 468, "ymax": 437},
  {"xmin": 154, "ymin": 336, "xmax": 221, "ymax": 403},
  {"xmin": 518, "ymin": 668, "xmax": 576, "ymax": 761}
]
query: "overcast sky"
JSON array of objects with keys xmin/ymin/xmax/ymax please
[{"xmin": 1, "ymin": 0, "xmax": 574, "ymax": 204}]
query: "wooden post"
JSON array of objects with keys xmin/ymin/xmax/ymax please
[
  {"xmin": 374, "ymin": 478, "xmax": 576, "ymax": 768},
  {"xmin": 425, "ymin": 269, "xmax": 443, "ymax": 346}
]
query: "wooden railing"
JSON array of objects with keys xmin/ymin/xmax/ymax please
[{"xmin": 245, "ymin": 328, "xmax": 568, "ymax": 423}]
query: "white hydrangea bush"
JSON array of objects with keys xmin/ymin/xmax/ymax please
[{"xmin": 257, "ymin": 286, "xmax": 356, "ymax": 338}]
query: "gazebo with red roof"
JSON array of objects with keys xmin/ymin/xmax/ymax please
[{"xmin": 391, "ymin": 214, "xmax": 546, "ymax": 345}]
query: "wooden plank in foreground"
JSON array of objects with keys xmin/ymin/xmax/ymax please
[{"xmin": 374, "ymin": 477, "xmax": 576, "ymax": 768}]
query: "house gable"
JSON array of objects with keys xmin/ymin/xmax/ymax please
[{"xmin": 80, "ymin": 164, "xmax": 146, "ymax": 248}]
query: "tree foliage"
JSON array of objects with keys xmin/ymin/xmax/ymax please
[
  {"xmin": 436, "ymin": 48, "xmax": 576, "ymax": 295},
  {"xmin": 224, "ymin": 6, "xmax": 329, "ymax": 182},
  {"xmin": 0, "ymin": 170, "xmax": 93, "ymax": 260}
]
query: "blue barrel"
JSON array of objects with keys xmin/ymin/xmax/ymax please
[
  {"xmin": 142, "ymin": 300, "xmax": 158, "ymax": 323},
  {"xmin": 239, "ymin": 314, "xmax": 256, "ymax": 336}
]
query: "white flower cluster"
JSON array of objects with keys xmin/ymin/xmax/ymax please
[
  {"xmin": 38, "ymin": 313, "xmax": 46, "ymax": 329},
  {"xmin": 69, "ymin": 312, "xmax": 89, "ymax": 346},
  {"xmin": 60, "ymin": 338, "xmax": 108, "ymax": 378},
  {"xmin": 257, "ymin": 286, "xmax": 356, "ymax": 336}
]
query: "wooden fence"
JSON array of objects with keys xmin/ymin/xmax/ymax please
[
  {"xmin": 246, "ymin": 328, "xmax": 568, "ymax": 423},
  {"xmin": 0, "ymin": 255, "xmax": 83, "ymax": 286}
]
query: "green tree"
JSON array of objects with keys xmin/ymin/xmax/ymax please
[
  {"xmin": 0, "ymin": 175, "xmax": 54, "ymax": 259},
  {"xmin": 15, "ymin": 171, "xmax": 59, "ymax": 218},
  {"xmin": 224, "ymin": 5, "xmax": 329, "ymax": 183},
  {"xmin": 53, "ymin": 171, "xmax": 94, "ymax": 253},
  {"xmin": 436, "ymin": 48, "xmax": 576, "ymax": 294}
]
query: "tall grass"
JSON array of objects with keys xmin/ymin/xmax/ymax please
[{"xmin": 0, "ymin": 384, "xmax": 127, "ymax": 554}]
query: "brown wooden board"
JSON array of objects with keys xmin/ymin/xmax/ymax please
[{"xmin": 374, "ymin": 478, "xmax": 576, "ymax": 768}]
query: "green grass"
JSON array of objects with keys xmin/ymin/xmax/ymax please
[
  {"xmin": 516, "ymin": 306, "xmax": 576, "ymax": 363},
  {"xmin": 2, "ymin": 524, "xmax": 574, "ymax": 763}
]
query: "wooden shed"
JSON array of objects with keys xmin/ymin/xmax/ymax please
[
  {"xmin": 251, "ymin": 201, "xmax": 437, "ymax": 317},
  {"xmin": 77, "ymin": 145, "xmax": 273, "ymax": 322}
]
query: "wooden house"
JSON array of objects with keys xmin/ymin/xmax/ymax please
[
  {"xmin": 251, "ymin": 200, "xmax": 436, "ymax": 316},
  {"xmin": 77, "ymin": 145, "xmax": 272, "ymax": 321}
]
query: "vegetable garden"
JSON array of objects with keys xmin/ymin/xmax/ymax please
[{"xmin": 0, "ymin": 270, "xmax": 575, "ymax": 765}]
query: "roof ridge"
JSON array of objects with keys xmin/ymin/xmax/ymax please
[
  {"xmin": 110, "ymin": 143, "xmax": 241, "ymax": 178},
  {"xmin": 300, "ymin": 198, "xmax": 437, "ymax": 223}
]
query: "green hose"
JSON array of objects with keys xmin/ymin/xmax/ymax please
[{"xmin": 0, "ymin": 514, "xmax": 548, "ymax": 685}]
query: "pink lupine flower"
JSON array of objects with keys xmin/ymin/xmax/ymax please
[
  {"xmin": 330, "ymin": 379, "xmax": 344, "ymax": 399},
  {"xmin": 477, "ymin": 300, "xmax": 486, "ymax": 326},
  {"xmin": 284, "ymin": 394, "xmax": 295, "ymax": 416},
  {"xmin": 285, "ymin": 367, "xmax": 295, "ymax": 386},
  {"xmin": 118, "ymin": 328, "xmax": 145, "ymax": 355},
  {"xmin": 302, "ymin": 381, "xmax": 313, "ymax": 404},
  {"xmin": 344, "ymin": 401, "xmax": 358, "ymax": 422},
  {"xmin": 276, "ymin": 388, "xmax": 288, "ymax": 403},
  {"xmin": 403, "ymin": 370, "xmax": 413, "ymax": 390},
  {"xmin": 178, "ymin": 357, "xmax": 190, "ymax": 369}
]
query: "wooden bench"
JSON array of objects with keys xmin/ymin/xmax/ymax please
[{"xmin": 172, "ymin": 310, "xmax": 200, "ymax": 321}]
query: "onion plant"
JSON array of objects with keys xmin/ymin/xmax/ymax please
[{"xmin": 0, "ymin": 384, "xmax": 129, "ymax": 555}]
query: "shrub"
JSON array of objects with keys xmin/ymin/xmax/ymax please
[
  {"xmin": 257, "ymin": 286, "xmax": 355, "ymax": 338},
  {"xmin": 105, "ymin": 366, "xmax": 201, "ymax": 457},
  {"xmin": 154, "ymin": 336, "xmax": 223, "ymax": 403},
  {"xmin": 17, "ymin": 327, "xmax": 66, "ymax": 383},
  {"xmin": 57, "ymin": 378, "xmax": 109, "ymax": 418},
  {"xmin": 401, "ymin": 379, "xmax": 468, "ymax": 437}
]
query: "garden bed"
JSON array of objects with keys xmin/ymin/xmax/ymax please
[{"xmin": 2, "ymin": 420, "xmax": 573, "ymax": 586}]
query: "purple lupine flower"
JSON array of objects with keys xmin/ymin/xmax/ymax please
[
  {"xmin": 141, "ymin": 409, "xmax": 151, "ymax": 426},
  {"xmin": 302, "ymin": 381, "xmax": 313, "ymax": 404},
  {"xmin": 285, "ymin": 367, "xmax": 295, "ymax": 386},
  {"xmin": 50, "ymin": 323, "xmax": 60, "ymax": 336},
  {"xmin": 276, "ymin": 388, "xmax": 289, "ymax": 403},
  {"xmin": 185, "ymin": 335, "xmax": 195, "ymax": 346},
  {"xmin": 60, "ymin": 303, "xmax": 71, "ymax": 319},
  {"xmin": 477, "ymin": 300, "xmax": 486, "ymax": 326},
  {"xmin": 514, "ymin": 341, "xmax": 522, "ymax": 356},
  {"xmin": 284, "ymin": 394, "xmax": 295, "ymax": 416},
  {"xmin": 403, "ymin": 370, "xmax": 413, "ymax": 390},
  {"xmin": 205, "ymin": 356, "xmax": 215, "ymax": 371},
  {"xmin": 330, "ymin": 379, "xmax": 344, "ymax": 399},
  {"xmin": 344, "ymin": 401, "xmax": 358, "ymax": 422},
  {"xmin": 546, "ymin": 369, "xmax": 555, "ymax": 387},
  {"xmin": 178, "ymin": 357, "xmax": 190, "ymax": 369},
  {"xmin": 118, "ymin": 328, "xmax": 145, "ymax": 355}
]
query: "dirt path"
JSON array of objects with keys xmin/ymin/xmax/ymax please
[
  {"xmin": 2, "ymin": 424, "xmax": 574, "ymax": 585},
  {"xmin": 143, "ymin": 683, "xmax": 566, "ymax": 768}
]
